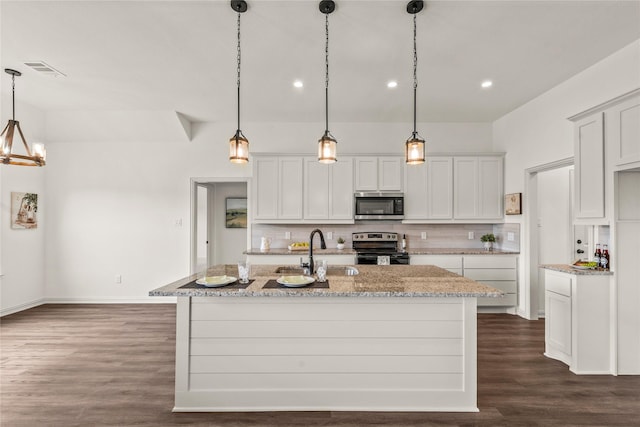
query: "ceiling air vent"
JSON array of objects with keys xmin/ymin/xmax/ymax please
[{"xmin": 23, "ymin": 61, "xmax": 66, "ymax": 77}]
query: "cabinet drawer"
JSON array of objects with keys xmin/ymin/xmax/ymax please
[
  {"xmin": 463, "ymin": 255, "xmax": 516, "ymax": 269},
  {"xmin": 478, "ymin": 294, "xmax": 517, "ymax": 307},
  {"xmin": 545, "ymin": 271, "xmax": 572, "ymax": 297},
  {"xmin": 464, "ymin": 269, "xmax": 516, "ymax": 281},
  {"xmin": 476, "ymin": 280, "xmax": 517, "ymax": 294},
  {"xmin": 410, "ymin": 256, "xmax": 463, "ymax": 269}
]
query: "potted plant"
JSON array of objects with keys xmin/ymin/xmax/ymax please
[
  {"xmin": 336, "ymin": 237, "xmax": 345, "ymax": 250},
  {"xmin": 480, "ymin": 233, "xmax": 496, "ymax": 251}
]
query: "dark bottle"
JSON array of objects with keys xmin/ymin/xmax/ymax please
[
  {"xmin": 594, "ymin": 244, "xmax": 602, "ymax": 267},
  {"xmin": 601, "ymin": 245, "xmax": 610, "ymax": 271}
]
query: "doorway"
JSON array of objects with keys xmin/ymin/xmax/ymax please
[{"xmin": 190, "ymin": 178, "xmax": 250, "ymax": 275}]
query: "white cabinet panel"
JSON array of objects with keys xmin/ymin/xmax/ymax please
[
  {"xmin": 453, "ymin": 157, "xmax": 479, "ymax": 219},
  {"xmin": 410, "ymin": 255, "xmax": 462, "ymax": 269},
  {"xmin": 427, "ymin": 157, "xmax": 453, "ymax": 219},
  {"xmin": 329, "ymin": 158, "xmax": 354, "ymax": 219},
  {"xmin": 610, "ymin": 95, "xmax": 640, "ymax": 166},
  {"xmin": 304, "ymin": 159, "xmax": 330, "ymax": 220},
  {"xmin": 403, "ymin": 162, "xmax": 428, "ymax": 220},
  {"xmin": 379, "ymin": 157, "xmax": 403, "ymax": 191},
  {"xmin": 355, "ymin": 158, "xmax": 378, "ymax": 191},
  {"xmin": 278, "ymin": 158, "xmax": 303, "ymax": 219},
  {"xmin": 574, "ymin": 113, "xmax": 605, "ymax": 219},
  {"xmin": 545, "ymin": 290, "xmax": 572, "ymax": 362},
  {"xmin": 478, "ymin": 157, "xmax": 503, "ymax": 219},
  {"xmin": 253, "ymin": 157, "xmax": 279, "ymax": 219}
]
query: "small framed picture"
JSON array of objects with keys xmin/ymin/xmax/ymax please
[
  {"xmin": 225, "ymin": 197, "xmax": 247, "ymax": 228},
  {"xmin": 11, "ymin": 192, "xmax": 38, "ymax": 229},
  {"xmin": 505, "ymin": 193, "xmax": 522, "ymax": 215}
]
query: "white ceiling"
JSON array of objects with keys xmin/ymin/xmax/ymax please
[{"xmin": 1, "ymin": 0, "xmax": 639, "ymax": 124}]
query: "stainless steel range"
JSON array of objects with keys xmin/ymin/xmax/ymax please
[{"xmin": 352, "ymin": 232, "xmax": 410, "ymax": 265}]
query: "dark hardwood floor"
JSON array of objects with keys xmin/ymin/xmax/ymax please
[{"xmin": 1, "ymin": 304, "xmax": 638, "ymax": 427}]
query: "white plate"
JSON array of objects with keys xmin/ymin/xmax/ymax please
[
  {"xmin": 196, "ymin": 275, "xmax": 237, "ymax": 287},
  {"xmin": 276, "ymin": 275, "xmax": 315, "ymax": 287}
]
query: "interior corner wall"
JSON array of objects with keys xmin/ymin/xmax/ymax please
[
  {"xmin": 492, "ymin": 39, "xmax": 640, "ymax": 317},
  {"xmin": 0, "ymin": 99, "xmax": 47, "ymax": 316},
  {"xmin": 42, "ymin": 120, "xmax": 490, "ymax": 302}
]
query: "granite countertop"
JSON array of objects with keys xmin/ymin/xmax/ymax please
[
  {"xmin": 245, "ymin": 248, "xmax": 519, "ymax": 255},
  {"xmin": 540, "ymin": 264, "xmax": 614, "ymax": 276},
  {"xmin": 149, "ymin": 264, "xmax": 503, "ymax": 298}
]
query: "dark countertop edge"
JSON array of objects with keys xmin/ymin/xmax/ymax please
[{"xmin": 540, "ymin": 264, "xmax": 614, "ymax": 276}]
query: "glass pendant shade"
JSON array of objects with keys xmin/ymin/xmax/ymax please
[
  {"xmin": 229, "ymin": 132, "xmax": 249, "ymax": 164},
  {"xmin": 318, "ymin": 133, "xmax": 337, "ymax": 164},
  {"xmin": 405, "ymin": 136, "xmax": 425, "ymax": 165}
]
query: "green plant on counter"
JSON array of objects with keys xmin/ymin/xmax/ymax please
[
  {"xmin": 337, "ymin": 237, "xmax": 345, "ymax": 244},
  {"xmin": 480, "ymin": 233, "xmax": 496, "ymax": 243}
]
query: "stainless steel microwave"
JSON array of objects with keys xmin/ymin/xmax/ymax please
[{"xmin": 354, "ymin": 192, "xmax": 404, "ymax": 221}]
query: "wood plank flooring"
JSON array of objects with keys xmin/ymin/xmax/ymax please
[{"xmin": 1, "ymin": 304, "xmax": 638, "ymax": 426}]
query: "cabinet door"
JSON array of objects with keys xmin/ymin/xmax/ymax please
[
  {"xmin": 546, "ymin": 290, "xmax": 572, "ymax": 358},
  {"xmin": 453, "ymin": 157, "xmax": 479, "ymax": 219},
  {"xmin": 403, "ymin": 162, "xmax": 428, "ymax": 219},
  {"xmin": 304, "ymin": 158, "xmax": 329, "ymax": 220},
  {"xmin": 478, "ymin": 157, "xmax": 504, "ymax": 219},
  {"xmin": 329, "ymin": 158, "xmax": 354, "ymax": 219},
  {"xmin": 609, "ymin": 95, "xmax": 640, "ymax": 166},
  {"xmin": 427, "ymin": 157, "xmax": 453, "ymax": 219},
  {"xmin": 253, "ymin": 157, "xmax": 279, "ymax": 219},
  {"xmin": 354, "ymin": 158, "xmax": 378, "ymax": 191},
  {"xmin": 574, "ymin": 113, "xmax": 605, "ymax": 219},
  {"xmin": 378, "ymin": 157, "xmax": 403, "ymax": 191},
  {"xmin": 278, "ymin": 158, "xmax": 303, "ymax": 219}
]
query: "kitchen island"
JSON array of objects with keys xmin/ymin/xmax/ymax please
[{"xmin": 150, "ymin": 264, "xmax": 502, "ymax": 412}]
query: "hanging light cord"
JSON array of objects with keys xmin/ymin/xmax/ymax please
[
  {"xmin": 324, "ymin": 12, "xmax": 330, "ymax": 135},
  {"xmin": 412, "ymin": 13, "xmax": 418, "ymax": 137},
  {"xmin": 236, "ymin": 11, "xmax": 242, "ymax": 133},
  {"xmin": 11, "ymin": 73, "xmax": 16, "ymax": 121}
]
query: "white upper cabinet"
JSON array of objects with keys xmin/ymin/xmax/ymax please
[
  {"xmin": 453, "ymin": 157, "xmax": 480, "ymax": 219},
  {"xmin": 403, "ymin": 162, "xmax": 428, "ymax": 220},
  {"xmin": 609, "ymin": 95, "xmax": 640, "ymax": 167},
  {"xmin": 427, "ymin": 157, "xmax": 454, "ymax": 219},
  {"xmin": 477, "ymin": 157, "xmax": 504, "ymax": 219},
  {"xmin": 574, "ymin": 113, "xmax": 605, "ymax": 220},
  {"xmin": 253, "ymin": 156, "xmax": 303, "ymax": 222},
  {"xmin": 304, "ymin": 157, "xmax": 354, "ymax": 221},
  {"xmin": 355, "ymin": 157, "xmax": 403, "ymax": 192}
]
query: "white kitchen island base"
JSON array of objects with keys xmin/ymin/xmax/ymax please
[{"xmin": 174, "ymin": 296, "xmax": 478, "ymax": 412}]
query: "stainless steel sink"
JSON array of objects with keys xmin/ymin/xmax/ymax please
[{"xmin": 275, "ymin": 266, "xmax": 359, "ymax": 276}]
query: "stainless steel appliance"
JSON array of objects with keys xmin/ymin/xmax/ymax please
[
  {"xmin": 354, "ymin": 192, "xmax": 404, "ymax": 221},
  {"xmin": 352, "ymin": 232, "xmax": 410, "ymax": 265}
]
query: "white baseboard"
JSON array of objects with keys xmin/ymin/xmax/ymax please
[
  {"xmin": 1, "ymin": 298, "xmax": 46, "ymax": 317},
  {"xmin": 1, "ymin": 296, "xmax": 176, "ymax": 316}
]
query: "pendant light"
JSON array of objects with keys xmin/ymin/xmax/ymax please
[
  {"xmin": 1, "ymin": 69, "xmax": 46, "ymax": 167},
  {"xmin": 405, "ymin": 0, "xmax": 425, "ymax": 165},
  {"xmin": 229, "ymin": 0, "xmax": 249, "ymax": 164},
  {"xmin": 318, "ymin": 0, "xmax": 337, "ymax": 164}
]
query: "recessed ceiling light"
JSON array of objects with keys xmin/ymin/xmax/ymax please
[
  {"xmin": 293, "ymin": 80, "xmax": 303, "ymax": 88},
  {"xmin": 481, "ymin": 80, "xmax": 493, "ymax": 89},
  {"xmin": 387, "ymin": 81, "xmax": 398, "ymax": 88}
]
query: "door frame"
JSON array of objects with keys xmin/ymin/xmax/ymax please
[
  {"xmin": 523, "ymin": 157, "xmax": 574, "ymax": 320},
  {"xmin": 190, "ymin": 177, "xmax": 251, "ymax": 275}
]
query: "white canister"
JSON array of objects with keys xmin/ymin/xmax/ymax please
[{"xmin": 260, "ymin": 237, "xmax": 271, "ymax": 252}]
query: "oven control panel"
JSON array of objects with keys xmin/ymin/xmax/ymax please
[{"xmin": 352, "ymin": 232, "xmax": 398, "ymax": 241}]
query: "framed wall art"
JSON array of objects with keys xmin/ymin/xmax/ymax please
[
  {"xmin": 11, "ymin": 192, "xmax": 38, "ymax": 229},
  {"xmin": 225, "ymin": 197, "xmax": 247, "ymax": 228},
  {"xmin": 505, "ymin": 193, "xmax": 522, "ymax": 215}
]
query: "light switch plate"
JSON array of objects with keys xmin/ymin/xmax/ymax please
[
  {"xmin": 468, "ymin": 232, "xmax": 475, "ymax": 240},
  {"xmin": 327, "ymin": 231, "xmax": 333, "ymax": 240},
  {"xmin": 421, "ymin": 232, "xmax": 427, "ymax": 240},
  {"xmin": 507, "ymin": 232, "xmax": 515, "ymax": 241},
  {"xmin": 285, "ymin": 231, "xmax": 291, "ymax": 239}
]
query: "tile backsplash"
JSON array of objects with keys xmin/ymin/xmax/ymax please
[{"xmin": 252, "ymin": 223, "xmax": 520, "ymax": 252}]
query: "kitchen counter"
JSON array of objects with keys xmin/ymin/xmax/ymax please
[
  {"xmin": 245, "ymin": 247, "xmax": 519, "ymax": 255},
  {"xmin": 540, "ymin": 264, "xmax": 614, "ymax": 276},
  {"xmin": 149, "ymin": 264, "xmax": 503, "ymax": 298},
  {"xmin": 151, "ymin": 263, "xmax": 498, "ymax": 413}
]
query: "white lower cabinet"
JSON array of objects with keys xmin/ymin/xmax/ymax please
[
  {"xmin": 543, "ymin": 269, "xmax": 611, "ymax": 374},
  {"xmin": 410, "ymin": 254, "xmax": 517, "ymax": 308}
]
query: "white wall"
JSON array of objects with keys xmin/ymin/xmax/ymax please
[
  {"xmin": 41, "ymin": 121, "xmax": 490, "ymax": 301},
  {"xmin": 0, "ymin": 99, "xmax": 47, "ymax": 315},
  {"xmin": 493, "ymin": 39, "xmax": 640, "ymax": 317}
]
